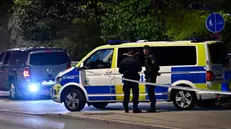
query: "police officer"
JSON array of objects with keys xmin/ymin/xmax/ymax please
[
  {"xmin": 119, "ymin": 49, "xmax": 142, "ymax": 113},
  {"xmin": 143, "ymin": 45, "xmax": 160, "ymax": 112}
]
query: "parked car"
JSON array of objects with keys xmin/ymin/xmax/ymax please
[{"xmin": 0, "ymin": 47, "xmax": 71, "ymax": 100}]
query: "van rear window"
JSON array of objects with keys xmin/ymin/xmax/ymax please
[
  {"xmin": 208, "ymin": 43, "xmax": 227, "ymax": 64},
  {"xmin": 29, "ymin": 52, "xmax": 69, "ymax": 65}
]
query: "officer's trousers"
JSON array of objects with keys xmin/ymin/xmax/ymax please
[
  {"xmin": 122, "ymin": 82, "xmax": 139, "ymax": 110},
  {"xmin": 146, "ymin": 75, "xmax": 157, "ymax": 107}
]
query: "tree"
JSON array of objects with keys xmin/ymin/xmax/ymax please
[
  {"xmin": 12, "ymin": 0, "xmax": 105, "ymax": 60},
  {"xmin": 13, "ymin": 0, "xmax": 92, "ymax": 41},
  {"xmin": 100, "ymin": 0, "xmax": 165, "ymax": 41},
  {"xmin": 11, "ymin": 0, "xmax": 231, "ymax": 59}
]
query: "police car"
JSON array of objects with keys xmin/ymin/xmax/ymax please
[
  {"xmin": 51, "ymin": 40, "xmax": 230, "ymax": 111},
  {"xmin": 0, "ymin": 47, "xmax": 71, "ymax": 100}
]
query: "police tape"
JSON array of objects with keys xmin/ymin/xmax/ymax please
[{"xmin": 85, "ymin": 70, "xmax": 231, "ymax": 96}]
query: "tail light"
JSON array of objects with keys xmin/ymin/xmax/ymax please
[
  {"xmin": 23, "ymin": 68, "xmax": 30, "ymax": 78},
  {"xmin": 206, "ymin": 71, "xmax": 214, "ymax": 81},
  {"xmin": 67, "ymin": 63, "xmax": 71, "ymax": 69}
]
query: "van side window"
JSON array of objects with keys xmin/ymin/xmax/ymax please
[
  {"xmin": 154, "ymin": 46, "xmax": 197, "ymax": 66},
  {"xmin": 84, "ymin": 49, "xmax": 114, "ymax": 69},
  {"xmin": 117, "ymin": 46, "xmax": 197, "ymax": 67},
  {"xmin": 117, "ymin": 47, "xmax": 144, "ymax": 67}
]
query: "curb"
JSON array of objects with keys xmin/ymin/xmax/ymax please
[
  {"xmin": 40, "ymin": 113, "xmax": 181, "ymax": 129},
  {"xmin": 0, "ymin": 108, "xmax": 181, "ymax": 129}
]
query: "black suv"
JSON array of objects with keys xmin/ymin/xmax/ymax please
[{"xmin": 0, "ymin": 47, "xmax": 71, "ymax": 100}]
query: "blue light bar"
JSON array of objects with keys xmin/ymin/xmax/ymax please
[{"xmin": 108, "ymin": 40, "xmax": 129, "ymax": 45}]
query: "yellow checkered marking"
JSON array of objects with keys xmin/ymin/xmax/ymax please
[
  {"xmin": 115, "ymin": 84, "xmax": 147, "ymax": 101},
  {"xmin": 195, "ymin": 83, "xmax": 221, "ymax": 90},
  {"xmin": 197, "ymin": 44, "xmax": 206, "ymax": 66},
  {"xmin": 53, "ymin": 84, "xmax": 62, "ymax": 95}
]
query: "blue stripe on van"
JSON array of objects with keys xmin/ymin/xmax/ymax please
[
  {"xmin": 60, "ymin": 68, "xmax": 80, "ymax": 86},
  {"xmin": 146, "ymin": 95, "xmax": 168, "ymax": 100},
  {"xmin": 171, "ymin": 66, "xmax": 205, "ymax": 72},
  {"xmin": 156, "ymin": 95, "xmax": 168, "ymax": 100},
  {"xmin": 145, "ymin": 86, "xmax": 169, "ymax": 93},
  {"xmin": 89, "ymin": 95, "xmax": 168, "ymax": 101},
  {"xmin": 155, "ymin": 86, "xmax": 169, "ymax": 92},
  {"xmin": 171, "ymin": 73, "xmax": 206, "ymax": 83},
  {"xmin": 88, "ymin": 96, "xmax": 112, "ymax": 101},
  {"xmin": 85, "ymin": 86, "xmax": 116, "ymax": 94},
  {"xmin": 145, "ymin": 86, "xmax": 169, "ymax": 100}
]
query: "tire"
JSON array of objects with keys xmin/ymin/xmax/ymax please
[
  {"xmin": 197, "ymin": 99, "xmax": 216, "ymax": 108},
  {"xmin": 63, "ymin": 89, "xmax": 86, "ymax": 112},
  {"xmin": 172, "ymin": 90, "xmax": 196, "ymax": 110},
  {"xmin": 92, "ymin": 102, "xmax": 109, "ymax": 109},
  {"xmin": 9, "ymin": 79, "xmax": 20, "ymax": 100}
]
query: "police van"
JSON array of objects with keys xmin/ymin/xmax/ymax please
[{"xmin": 51, "ymin": 40, "xmax": 230, "ymax": 111}]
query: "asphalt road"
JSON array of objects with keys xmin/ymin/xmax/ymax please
[
  {"xmin": 0, "ymin": 111, "xmax": 165, "ymax": 129},
  {"xmin": 0, "ymin": 91, "xmax": 231, "ymax": 129},
  {"xmin": 0, "ymin": 91, "xmax": 177, "ymax": 114}
]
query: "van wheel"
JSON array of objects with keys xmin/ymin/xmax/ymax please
[
  {"xmin": 172, "ymin": 90, "xmax": 196, "ymax": 110},
  {"xmin": 63, "ymin": 89, "xmax": 86, "ymax": 112},
  {"xmin": 92, "ymin": 102, "xmax": 109, "ymax": 109},
  {"xmin": 9, "ymin": 80, "xmax": 19, "ymax": 100}
]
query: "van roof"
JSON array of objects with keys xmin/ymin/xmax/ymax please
[{"xmin": 98, "ymin": 40, "xmax": 221, "ymax": 49}]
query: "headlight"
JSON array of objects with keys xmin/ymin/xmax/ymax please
[
  {"xmin": 28, "ymin": 83, "xmax": 39, "ymax": 92},
  {"xmin": 55, "ymin": 77, "xmax": 62, "ymax": 84}
]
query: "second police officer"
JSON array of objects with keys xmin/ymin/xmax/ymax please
[
  {"xmin": 143, "ymin": 45, "xmax": 160, "ymax": 112},
  {"xmin": 119, "ymin": 49, "xmax": 142, "ymax": 113}
]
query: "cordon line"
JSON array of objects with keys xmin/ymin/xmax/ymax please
[{"xmin": 85, "ymin": 70, "xmax": 231, "ymax": 95}]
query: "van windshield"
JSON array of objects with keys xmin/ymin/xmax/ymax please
[
  {"xmin": 208, "ymin": 43, "xmax": 228, "ymax": 64},
  {"xmin": 29, "ymin": 51, "xmax": 69, "ymax": 65}
]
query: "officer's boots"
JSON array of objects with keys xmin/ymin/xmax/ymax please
[
  {"xmin": 123, "ymin": 103, "xmax": 129, "ymax": 113},
  {"xmin": 133, "ymin": 104, "xmax": 142, "ymax": 113},
  {"xmin": 146, "ymin": 103, "xmax": 156, "ymax": 112}
]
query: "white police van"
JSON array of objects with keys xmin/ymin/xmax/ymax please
[{"xmin": 52, "ymin": 40, "xmax": 229, "ymax": 111}]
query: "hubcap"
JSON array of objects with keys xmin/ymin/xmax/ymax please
[
  {"xmin": 10, "ymin": 84, "xmax": 15, "ymax": 98},
  {"xmin": 65, "ymin": 92, "xmax": 80, "ymax": 109},
  {"xmin": 175, "ymin": 91, "xmax": 192, "ymax": 108}
]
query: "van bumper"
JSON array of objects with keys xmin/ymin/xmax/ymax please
[
  {"xmin": 51, "ymin": 84, "xmax": 62, "ymax": 103},
  {"xmin": 196, "ymin": 91, "xmax": 217, "ymax": 100},
  {"xmin": 52, "ymin": 95, "xmax": 61, "ymax": 103}
]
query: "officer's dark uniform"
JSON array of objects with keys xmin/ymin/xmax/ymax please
[
  {"xmin": 119, "ymin": 50, "xmax": 142, "ymax": 113},
  {"xmin": 144, "ymin": 46, "xmax": 160, "ymax": 112}
]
